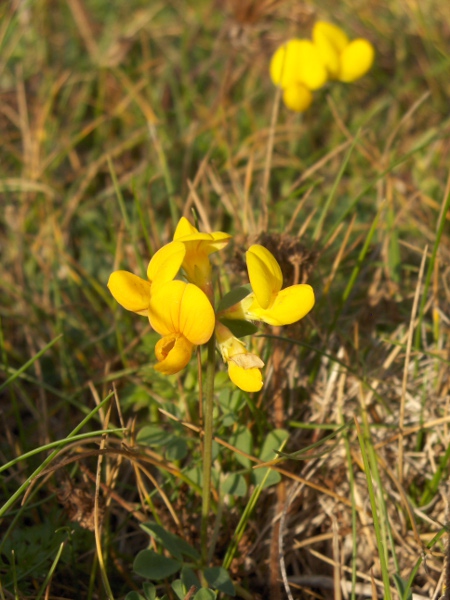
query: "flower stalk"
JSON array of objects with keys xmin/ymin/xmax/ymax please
[{"xmin": 200, "ymin": 331, "xmax": 216, "ymax": 566}]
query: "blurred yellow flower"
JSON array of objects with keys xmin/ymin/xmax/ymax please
[
  {"xmin": 269, "ymin": 38, "xmax": 328, "ymax": 112},
  {"xmin": 107, "ymin": 241, "xmax": 185, "ymax": 315},
  {"xmin": 313, "ymin": 21, "xmax": 374, "ymax": 82},
  {"xmin": 173, "ymin": 217, "xmax": 231, "ymax": 295},
  {"xmin": 270, "ymin": 39, "xmax": 328, "ymax": 91},
  {"xmin": 148, "ymin": 280, "xmax": 215, "ymax": 375},
  {"xmin": 243, "ymin": 245, "xmax": 315, "ymax": 326},
  {"xmin": 215, "ymin": 322, "xmax": 264, "ymax": 392}
]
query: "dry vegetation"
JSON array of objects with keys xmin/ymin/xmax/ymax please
[{"xmin": 1, "ymin": 0, "xmax": 450, "ymax": 599}]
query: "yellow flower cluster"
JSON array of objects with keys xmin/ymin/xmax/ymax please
[
  {"xmin": 270, "ymin": 21, "xmax": 375, "ymax": 112},
  {"xmin": 108, "ymin": 218, "xmax": 314, "ymax": 392}
]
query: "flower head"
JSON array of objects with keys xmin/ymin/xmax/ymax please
[
  {"xmin": 173, "ymin": 217, "xmax": 231, "ymax": 295},
  {"xmin": 313, "ymin": 21, "xmax": 374, "ymax": 82},
  {"xmin": 107, "ymin": 241, "xmax": 185, "ymax": 315},
  {"xmin": 269, "ymin": 38, "xmax": 328, "ymax": 112},
  {"xmin": 148, "ymin": 280, "xmax": 215, "ymax": 375},
  {"xmin": 270, "ymin": 39, "xmax": 328, "ymax": 92},
  {"xmin": 215, "ymin": 321, "xmax": 264, "ymax": 392},
  {"xmin": 223, "ymin": 245, "xmax": 315, "ymax": 326}
]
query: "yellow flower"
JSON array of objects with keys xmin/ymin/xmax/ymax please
[
  {"xmin": 312, "ymin": 21, "xmax": 374, "ymax": 82},
  {"xmin": 107, "ymin": 241, "xmax": 185, "ymax": 315},
  {"xmin": 215, "ymin": 322, "xmax": 264, "ymax": 393},
  {"xmin": 270, "ymin": 39, "xmax": 328, "ymax": 91},
  {"xmin": 173, "ymin": 217, "xmax": 231, "ymax": 295},
  {"xmin": 148, "ymin": 280, "xmax": 215, "ymax": 375},
  {"xmin": 243, "ymin": 245, "xmax": 315, "ymax": 326},
  {"xmin": 269, "ymin": 38, "xmax": 328, "ymax": 112}
]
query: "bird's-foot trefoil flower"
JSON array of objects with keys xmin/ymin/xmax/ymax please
[
  {"xmin": 270, "ymin": 39, "xmax": 328, "ymax": 91},
  {"xmin": 148, "ymin": 280, "xmax": 215, "ymax": 375},
  {"xmin": 221, "ymin": 245, "xmax": 315, "ymax": 326},
  {"xmin": 215, "ymin": 321, "xmax": 264, "ymax": 393},
  {"xmin": 269, "ymin": 21, "xmax": 374, "ymax": 111},
  {"xmin": 269, "ymin": 38, "xmax": 328, "ymax": 112},
  {"xmin": 312, "ymin": 21, "xmax": 374, "ymax": 83},
  {"xmin": 107, "ymin": 241, "xmax": 186, "ymax": 315},
  {"xmin": 173, "ymin": 217, "xmax": 231, "ymax": 299}
]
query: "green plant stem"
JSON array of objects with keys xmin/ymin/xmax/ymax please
[{"xmin": 200, "ymin": 333, "xmax": 216, "ymax": 567}]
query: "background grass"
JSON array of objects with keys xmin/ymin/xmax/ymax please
[{"xmin": 1, "ymin": 0, "xmax": 450, "ymax": 598}]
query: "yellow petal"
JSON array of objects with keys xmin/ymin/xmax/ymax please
[
  {"xmin": 270, "ymin": 39, "xmax": 328, "ymax": 91},
  {"xmin": 339, "ymin": 38, "xmax": 374, "ymax": 82},
  {"xmin": 228, "ymin": 361, "xmax": 263, "ymax": 392},
  {"xmin": 147, "ymin": 241, "xmax": 185, "ymax": 284},
  {"xmin": 174, "ymin": 217, "xmax": 231, "ymax": 253},
  {"xmin": 173, "ymin": 218, "xmax": 231, "ymax": 290},
  {"xmin": 313, "ymin": 21, "xmax": 349, "ymax": 52},
  {"xmin": 296, "ymin": 40, "xmax": 328, "ymax": 90},
  {"xmin": 313, "ymin": 21, "xmax": 348, "ymax": 79},
  {"xmin": 178, "ymin": 283, "xmax": 215, "ymax": 344},
  {"xmin": 174, "ymin": 216, "xmax": 198, "ymax": 239},
  {"xmin": 249, "ymin": 283, "xmax": 315, "ymax": 326},
  {"xmin": 270, "ymin": 39, "xmax": 304, "ymax": 89},
  {"xmin": 246, "ymin": 245, "xmax": 283, "ymax": 310},
  {"xmin": 107, "ymin": 270, "xmax": 151, "ymax": 314},
  {"xmin": 154, "ymin": 333, "xmax": 194, "ymax": 375},
  {"xmin": 148, "ymin": 280, "xmax": 215, "ymax": 345},
  {"xmin": 282, "ymin": 83, "xmax": 313, "ymax": 112}
]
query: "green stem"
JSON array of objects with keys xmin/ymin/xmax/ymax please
[{"xmin": 200, "ymin": 332, "xmax": 216, "ymax": 567}]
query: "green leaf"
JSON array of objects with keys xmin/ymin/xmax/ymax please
[
  {"xmin": 229, "ymin": 427, "xmax": 253, "ymax": 469},
  {"xmin": 143, "ymin": 582, "xmax": 157, "ymax": 600},
  {"xmin": 217, "ymin": 285, "xmax": 252, "ymax": 312},
  {"xmin": 133, "ymin": 549, "xmax": 181, "ymax": 580},
  {"xmin": 165, "ymin": 437, "xmax": 188, "ymax": 461},
  {"xmin": 140, "ymin": 522, "xmax": 200, "ymax": 561},
  {"xmin": 252, "ymin": 468, "xmax": 281, "ymax": 488},
  {"xmin": 253, "ymin": 429, "xmax": 289, "ymax": 488},
  {"xmin": 193, "ymin": 590, "xmax": 215, "ymax": 600},
  {"xmin": 125, "ymin": 593, "xmax": 146, "ymax": 600},
  {"xmin": 203, "ymin": 566, "xmax": 235, "ymax": 596},
  {"xmin": 219, "ymin": 318, "xmax": 259, "ymax": 338},
  {"xmin": 171, "ymin": 579, "xmax": 186, "ymax": 600},
  {"xmin": 137, "ymin": 425, "xmax": 167, "ymax": 446},
  {"xmin": 259, "ymin": 429, "xmax": 289, "ymax": 462},
  {"xmin": 180, "ymin": 566, "xmax": 201, "ymax": 590},
  {"xmin": 222, "ymin": 473, "xmax": 247, "ymax": 497}
]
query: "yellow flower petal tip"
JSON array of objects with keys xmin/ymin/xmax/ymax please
[
  {"xmin": 339, "ymin": 38, "xmax": 375, "ymax": 82},
  {"xmin": 216, "ymin": 322, "xmax": 264, "ymax": 392},
  {"xmin": 173, "ymin": 217, "xmax": 231, "ymax": 252},
  {"xmin": 173, "ymin": 217, "xmax": 231, "ymax": 291},
  {"xmin": 313, "ymin": 21, "xmax": 349, "ymax": 79},
  {"xmin": 107, "ymin": 270, "xmax": 151, "ymax": 314},
  {"xmin": 228, "ymin": 361, "xmax": 263, "ymax": 393},
  {"xmin": 282, "ymin": 83, "xmax": 313, "ymax": 112},
  {"xmin": 246, "ymin": 245, "xmax": 282, "ymax": 309},
  {"xmin": 313, "ymin": 22, "xmax": 349, "ymax": 53}
]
